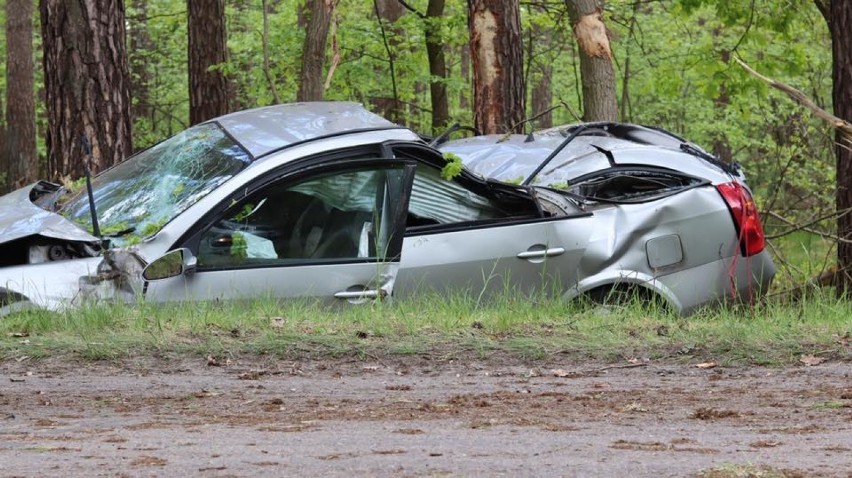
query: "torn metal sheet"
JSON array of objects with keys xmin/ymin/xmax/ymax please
[{"xmin": 0, "ymin": 181, "xmax": 98, "ymax": 246}]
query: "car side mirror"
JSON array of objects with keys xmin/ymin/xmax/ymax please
[{"xmin": 142, "ymin": 248, "xmax": 197, "ymax": 281}]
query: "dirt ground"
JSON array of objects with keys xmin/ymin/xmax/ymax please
[{"xmin": 1, "ymin": 355, "xmax": 851, "ymax": 477}]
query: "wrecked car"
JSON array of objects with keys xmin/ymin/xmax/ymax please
[{"xmin": 0, "ymin": 102, "xmax": 774, "ymax": 316}]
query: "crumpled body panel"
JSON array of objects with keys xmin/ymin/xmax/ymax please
[{"xmin": 0, "ymin": 182, "xmax": 98, "ymax": 246}]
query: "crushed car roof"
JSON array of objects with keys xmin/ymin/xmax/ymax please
[
  {"xmin": 439, "ymin": 122, "xmax": 734, "ymax": 186},
  {"xmin": 215, "ymin": 102, "xmax": 404, "ymax": 158}
]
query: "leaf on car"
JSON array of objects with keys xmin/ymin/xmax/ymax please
[
  {"xmin": 695, "ymin": 361, "xmax": 717, "ymax": 369},
  {"xmin": 440, "ymin": 152, "xmax": 463, "ymax": 180},
  {"xmin": 799, "ymin": 354, "xmax": 828, "ymax": 366}
]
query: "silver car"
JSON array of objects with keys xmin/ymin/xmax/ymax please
[{"xmin": 0, "ymin": 102, "xmax": 774, "ymax": 316}]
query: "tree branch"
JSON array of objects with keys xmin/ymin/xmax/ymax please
[
  {"xmin": 735, "ymin": 56, "xmax": 852, "ymax": 140},
  {"xmin": 766, "ymin": 210, "xmax": 852, "ymax": 244},
  {"xmin": 396, "ymin": 0, "xmax": 424, "ymax": 18}
]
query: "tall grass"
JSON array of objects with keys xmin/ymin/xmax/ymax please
[{"xmin": 1, "ymin": 288, "xmax": 849, "ymax": 365}]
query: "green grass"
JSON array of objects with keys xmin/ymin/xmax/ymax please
[
  {"xmin": 766, "ymin": 231, "xmax": 835, "ymax": 290},
  {"xmin": 1, "ymin": 289, "xmax": 850, "ymax": 365}
]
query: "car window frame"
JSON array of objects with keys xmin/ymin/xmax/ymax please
[
  {"xmin": 384, "ymin": 142, "xmax": 548, "ymax": 234},
  {"xmin": 172, "ymin": 149, "xmax": 417, "ymax": 272}
]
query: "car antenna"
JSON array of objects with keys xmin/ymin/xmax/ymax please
[{"xmin": 81, "ymin": 135, "xmax": 102, "ymax": 242}]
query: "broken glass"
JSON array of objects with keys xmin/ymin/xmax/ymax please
[{"xmin": 61, "ymin": 123, "xmax": 251, "ymax": 247}]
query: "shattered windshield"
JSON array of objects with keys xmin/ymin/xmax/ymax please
[{"xmin": 61, "ymin": 123, "xmax": 250, "ymax": 246}]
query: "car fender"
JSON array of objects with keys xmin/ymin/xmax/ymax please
[
  {"xmin": 0, "ymin": 252, "xmax": 145, "ymax": 316},
  {"xmin": 564, "ymin": 269, "xmax": 683, "ymax": 312}
]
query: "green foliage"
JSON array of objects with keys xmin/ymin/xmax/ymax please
[
  {"xmin": 230, "ymin": 231, "xmax": 247, "ymax": 260},
  {"xmin": 440, "ymin": 152, "xmax": 463, "ymax": 180},
  {"xmin": 231, "ymin": 202, "xmax": 257, "ymax": 222}
]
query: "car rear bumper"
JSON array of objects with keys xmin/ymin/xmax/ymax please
[{"xmin": 657, "ymin": 250, "xmax": 776, "ymax": 314}]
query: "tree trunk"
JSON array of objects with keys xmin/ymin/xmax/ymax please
[
  {"xmin": 826, "ymin": 0, "xmax": 852, "ymax": 292},
  {"xmin": 459, "ymin": 44, "xmax": 470, "ymax": 111},
  {"xmin": 566, "ymin": 0, "xmax": 618, "ymax": 122},
  {"xmin": 297, "ymin": 0, "xmax": 332, "ymax": 102},
  {"xmin": 128, "ymin": 0, "xmax": 153, "ymax": 150},
  {"xmin": 531, "ymin": 66, "xmax": 553, "ymax": 129},
  {"xmin": 188, "ymin": 0, "xmax": 230, "ymax": 126},
  {"xmin": 468, "ymin": 0, "xmax": 525, "ymax": 134},
  {"xmin": 230, "ymin": 0, "xmax": 255, "ymax": 110},
  {"xmin": 425, "ymin": 0, "xmax": 449, "ymax": 134},
  {"xmin": 5, "ymin": 0, "xmax": 37, "ymax": 190},
  {"xmin": 529, "ymin": 17, "xmax": 553, "ymax": 130},
  {"xmin": 40, "ymin": 0, "xmax": 133, "ymax": 180},
  {"xmin": 372, "ymin": 0, "xmax": 406, "ymax": 123}
]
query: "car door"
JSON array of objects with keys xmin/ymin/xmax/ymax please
[
  {"xmin": 144, "ymin": 158, "xmax": 415, "ymax": 304},
  {"xmin": 390, "ymin": 145, "xmax": 595, "ymax": 299}
]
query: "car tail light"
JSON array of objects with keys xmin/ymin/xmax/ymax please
[{"xmin": 716, "ymin": 182, "xmax": 766, "ymax": 257}]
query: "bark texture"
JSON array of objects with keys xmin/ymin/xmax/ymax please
[
  {"xmin": 468, "ymin": 0, "xmax": 525, "ymax": 134},
  {"xmin": 40, "ymin": 0, "xmax": 133, "ymax": 179},
  {"xmin": 5, "ymin": 0, "xmax": 37, "ymax": 189},
  {"xmin": 827, "ymin": 0, "xmax": 852, "ymax": 292},
  {"xmin": 426, "ymin": 0, "xmax": 449, "ymax": 134},
  {"xmin": 188, "ymin": 0, "xmax": 230, "ymax": 125},
  {"xmin": 566, "ymin": 0, "xmax": 618, "ymax": 121},
  {"xmin": 297, "ymin": 0, "xmax": 332, "ymax": 102},
  {"xmin": 530, "ymin": 19, "xmax": 553, "ymax": 129}
]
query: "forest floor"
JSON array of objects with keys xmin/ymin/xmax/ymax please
[{"xmin": 1, "ymin": 354, "xmax": 851, "ymax": 477}]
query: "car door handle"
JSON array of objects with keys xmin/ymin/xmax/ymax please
[
  {"xmin": 517, "ymin": 247, "xmax": 565, "ymax": 259},
  {"xmin": 334, "ymin": 289, "xmax": 382, "ymax": 300}
]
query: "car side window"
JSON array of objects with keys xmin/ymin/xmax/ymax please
[
  {"xmin": 393, "ymin": 146, "xmax": 540, "ymax": 228},
  {"xmin": 407, "ymin": 165, "xmax": 502, "ymax": 226},
  {"xmin": 197, "ymin": 168, "xmax": 393, "ymax": 268}
]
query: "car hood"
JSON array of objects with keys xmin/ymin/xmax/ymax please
[{"xmin": 0, "ymin": 181, "xmax": 99, "ymax": 247}]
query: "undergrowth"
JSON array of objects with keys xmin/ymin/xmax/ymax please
[{"xmin": 1, "ymin": 289, "xmax": 849, "ymax": 366}]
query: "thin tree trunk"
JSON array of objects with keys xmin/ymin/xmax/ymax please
[
  {"xmin": 40, "ymin": 0, "xmax": 133, "ymax": 179},
  {"xmin": 230, "ymin": 0, "xmax": 254, "ymax": 110},
  {"xmin": 297, "ymin": 0, "xmax": 332, "ymax": 102},
  {"xmin": 128, "ymin": 0, "xmax": 153, "ymax": 151},
  {"xmin": 425, "ymin": 0, "xmax": 449, "ymax": 134},
  {"xmin": 826, "ymin": 0, "xmax": 852, "ymax": 292},
  {"xmin": 529, "ymin": 16, "xmax": 553, "ymax": 130},
  {"xmin": 531, "ymin": 67, "xmax": 553, "ymax": 129},
  {"xmin": 566, "ymin": 0, "xmax": 618, "ymax": 121},
  {"xmin": 188, "ymin": 0, "xmax": 230, "ymax": 125},
  {"xmin": 459, "ymin": 43, "xmax": 470, "ymax": 111},
  {"xmin": 468, "ymin": 0, "xmax": 525, "ymax": 134},
  {"xmin": 5, "ymin": 0, "xmax": 37, "ymax": 190},
  {"xmin": 372, "ymin": 0, "xmax": 405, "ymax": 123}
]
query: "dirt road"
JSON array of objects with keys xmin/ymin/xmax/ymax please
[{"xmin": 1, "ymin": 356, "xmax": 851, "ymax": 477}]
